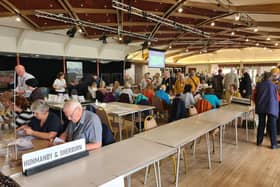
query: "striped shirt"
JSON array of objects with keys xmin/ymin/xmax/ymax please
[{"xmin": 15, "ymin": 108, "xmax": 33, "ymax": 127}]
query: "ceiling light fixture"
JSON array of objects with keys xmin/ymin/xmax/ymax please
[
  {"xmin": 267, "ymin": 37, "xmax": 271, "ymax": 41},
  {"xmin": 118, "ymin": 36, "xmax": 123, "ymax": 41},
  {"xmin": 168, "ymin": 45, "xmax": 172, "ymax": 49},
  {"xmin": 178, "ymin": 7, "xmax": 183, "ymax": 13},
  {"xmin": 99, "ymin": 33, "xmax": 107, "ymax": 44},
  {"xmin": 231, "ymin": 31, "xmax": 235, "ymax": 36},
  {"xmin": 275, "ymin": 43, "xmax": 279, "ymax": 46},
  {"xmin": 66, "ymin": 26, "xmax": 77, "ymax": 38},
  {"xmin": 245, "ymin": 38, "xmax": 249, "ymax": 42},
  {"xmin": 78, "ymin": 28, "xmax": 83, "ymax": 33},
  {"xmin": 211, "ymin": 22, "xmax": 215, "ymax": 27},
  {"xmin": 254, "ymin": 28, "xmax": 258, "ymax": 32},
  {"xmin": 16, "ymin": 17, "xmax": 21, "ymax": 22},
  {"xmin": 235, "ymin": 14, "xmax": 240, "ymax": 21},
  {"xmin": 256, "ymin": 43, "xmax": 259, "ymax": 46}
]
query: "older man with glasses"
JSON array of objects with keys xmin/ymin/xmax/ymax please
[{"xmin": 59, "ymin": 100, "xmax": 102, "ymax": 151}]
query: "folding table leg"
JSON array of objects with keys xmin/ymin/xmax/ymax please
[
  {"xmin": 235, "ymin": 118, "xmax": 238, "ymax": 145},
  {"xmin": 175, "ymin": 147, "xmax": 181, "ymax": 187},
  {"xmin": 153, "ymin": 162, "xmax": 159, "ymax": 187},
  {"xmin": 118, "ymin": 116, "xmax": 122, "ymax": 140},
  {"xmin": 144, "ymin": 166, "xmax": 149, "ymax": 185},
  {"xmin": 157, "ymin": 161, "xmax": 161, "ymax": 187},
  {"xmin": 127, "ymin": 175, "xmax": 131, "ymax": 187},
  {"xmin": 219, "ymin": 125, "xmax": 223, "ymax": 163},
  {"xmin": 245, "ymin": 112, "xmax": 249, "ymax": 141},
  {"xmin": 206, "ymin": 132, "xmax": 212, "ymax": 169}
]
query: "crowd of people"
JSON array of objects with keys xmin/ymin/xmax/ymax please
[{"xmin": 1, "ymin": 64, "xmax": 280, "ymax": 152}]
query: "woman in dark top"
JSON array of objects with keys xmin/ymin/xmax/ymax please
[{"xmin": 17, "ymin": 99, "xmax": 61, "ymax": 140}]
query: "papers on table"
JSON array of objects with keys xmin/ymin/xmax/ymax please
[
  {"xmin": 9, "ymin": 137, "xmax": 34, "ymax": 151},
  {"xmin": 53, "ymin": 137, "xmax": 65, "ymax": 144}
]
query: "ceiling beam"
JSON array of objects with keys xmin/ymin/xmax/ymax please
[
  {"xmin": 256, "ymin": 21, "xmax": 280, "ymax": 28},
  {"xmin": 1, "ymin": 0, "xmax": 40, "ymax": 30},
  {"xmin": 233, "ymin": 4, "xmax": 280, "ymax": 14},
  {"xmin": 148, "ymin": 0, "xmax": 187, "ymax": 39},
  {"xmin": 196, "ymin": 12, "xmax": 235, "ymax": 27}
]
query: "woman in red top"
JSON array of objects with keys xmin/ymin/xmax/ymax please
[{"xmin": 142, "ymin": 81, "xmax": 155, "ymax": 103}]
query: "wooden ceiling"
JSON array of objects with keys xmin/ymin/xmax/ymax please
[{"xmin": 0, "ymin": 0, "xmax": 280, "ymax": 60}]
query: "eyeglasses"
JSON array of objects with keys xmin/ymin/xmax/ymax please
[{"xmin": 67, "ymin": 107, "xmax": 78, "ymax": 120}]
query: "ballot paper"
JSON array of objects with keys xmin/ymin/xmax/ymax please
[{"xmin": 53, "ymin": 137, "xmax": 65, "ymax": 144}]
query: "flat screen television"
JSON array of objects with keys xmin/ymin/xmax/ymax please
[{"xmin": 148, "ymin": 48, "xmax": 165, "ymax": 68}]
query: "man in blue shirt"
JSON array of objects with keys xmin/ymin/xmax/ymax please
[
  {"xmin": 203, "ymin": 88, "xmax": 221, "ymax": 108},
  {"xmin": 255, "ymin": 72, "xmax": 279, "ymax": 149},
  {"xmin": 60, "ymin": 100, "xmax": 102, "ymax": 151}
]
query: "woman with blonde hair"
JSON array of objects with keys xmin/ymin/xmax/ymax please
[{"xmin": 174, "ymin": 73, "xmax": 186, "ymax": 95}]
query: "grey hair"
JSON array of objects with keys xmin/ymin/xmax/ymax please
[
  {"xmin": 31, "ymin": 99, "xmax": 49, "ymax": 113},
  {"xmin": 63, "ymin": 99, "xmax": 82, "ymax": 111}
]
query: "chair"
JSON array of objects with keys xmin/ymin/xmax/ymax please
[
  {"xmin": 95, "ymin": 107, "xmax": 132, "ymax": 140},
  {"xmin": 168, "ymin": 97, "xmax": 187, "ymax": 122},
  {"xmin": 143, "ymin": 116, "xmax": 188, "ymax": 184},
  {"xmin": 151, "ymin": 96, "xmax": 168, "ymax": 120},
  {"xmin": 0, "ymin": 172, "xmax": 20, "ymax": 187},
  {"xmin": 119, "ymin": 93, "xmax": 130, "ymax": 103},
  {"xmin": 193, "ymin": 99, "xmax": 219, "ymax": 154},
  {"xmin": 96, "ymin": 90, "xmax": 104, "ymax": 102}
]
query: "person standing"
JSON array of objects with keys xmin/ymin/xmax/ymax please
[
  {"xmin": 212, "ymin": 69, "xmax": 224, "ymax": 99},
  {"xmin": 53, "ymin": 72, "xmax": 67, "ymax": 94},
  {"xmin": 255, "ymin": 72, "xmax": 279, "ymax": 149},
  {"xmin": 185, "ymin": 70, "xmax": 200, "ymax": 93},
  {"xmin": 161, "ymin": 70, "xmax": 174, "ymax": 94},
  {"xmin": 15, "ymin": 65, "xmax": 35, "ymax": 97},
  {"xmin": 239, "ymin": 68, "xmax": 252, "ymax": 98},
  {"xmin": 223, "ymin": 68, "xmax": 239, "ymax": 91}
]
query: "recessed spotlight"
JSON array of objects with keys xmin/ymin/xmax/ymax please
[
  {"xmin": 178, "ymin": 7, "xmax": 183, "ymax": 13},
  {"xmin": 211, "ymin": 22, "xmax": 215, "ymax": 26},
  {"xmin": 235, "ymin": 14, "xmax": 240, "ymax": 21},
  {"xmin": 168, "ymin": 45, "xmax": 172, "ymax": 49},
  {"xmin": 275, "ymin": 43, "xmax": 279, "ymax": 46},
  {"xmin": 256, "ymin": 43, "xmax": 259, "ymax": 46},
  {"xmin": 231, "ymin": 31, "xmax": 235, "ymax": 36},
  {"xmin": 148, "ymin": 41, "xmax": 151, "ymax": 46},
  {"xmin": 118, "ymin": 36, "xmax": 123, "ymax": 41},
  {"xmin": 78, "ymin": 28, "xmax": 83, "ymax": 33},
  {"xmin": 80, "ymin": 4, "xmax": 84, "ymax": 7},
  {"xmin": 254, "ymin": 28, "xmax": 258, "ymax": 32},
  {"xmin": 245, "ymin": 38, "xmax": 249, "ymax": 42},
  {"xmin": 16, "ymin": 17, "xmax": 21, "ymax": 22},
  {"xmin": 49, "ymin": 4, "xmax": 53, "ymax": 8},
  {"xmin": 267, "ymin": 37, "xmax": 271, "ymax": 41},
  {"xmin": 44, "ymin": 22, "xmax": 47, "ymax": 25}
]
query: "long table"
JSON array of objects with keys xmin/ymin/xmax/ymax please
[
  {"xmin": 94, "ymin": 102, "xmax": 155, "ymax": 140},
  {"xmin": 12, "ymin": 137, "xmax": 176, "ymax": 187},
  {"xmin": 136, "ymin": 117, "xmax": 220, "ymax": 187},
  {"xmin": 220, "ymin": 104, "xmax": 255, "ymax": 141}
]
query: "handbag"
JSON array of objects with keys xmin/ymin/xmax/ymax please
[{"xmin": 189, "ymin": 105, "xmax": 198, "ymax": 116}]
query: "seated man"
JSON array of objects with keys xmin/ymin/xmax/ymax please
[
  {"xmin": 17, "ymin": 99, "xmax": 61, "ymax": 140},
  {"xmin": 60, "ymin": 100, "xmax": 102, "ymax": 151}
]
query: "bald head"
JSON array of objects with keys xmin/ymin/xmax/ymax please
[{"xmin": 15, "ymin": 65, "xmax": 26, "ymax": 76}]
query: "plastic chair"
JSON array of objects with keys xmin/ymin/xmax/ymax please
[{"xmin": 119, "ymin": 93, "xmax": 130, "ymax": 103}]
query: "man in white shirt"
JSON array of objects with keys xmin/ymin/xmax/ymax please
[{"xmin": 15, "ymin": 65, "xmax": 35, "ymax": 97}]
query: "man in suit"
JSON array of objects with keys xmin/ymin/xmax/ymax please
[{"xmin": 255, "ymin": 72, "xmax": 279, "ymax": 149}]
